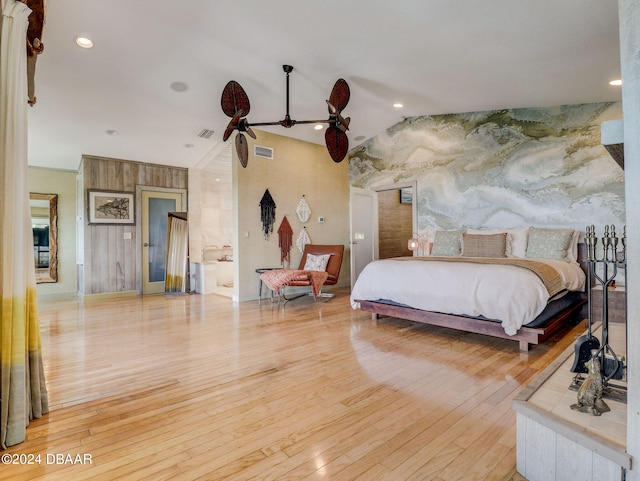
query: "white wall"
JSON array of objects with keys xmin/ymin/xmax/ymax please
[
  {"xmin": 28, "ymin": 167, "xmax": 77, "ymax": 298},
  {"xmin": 619, "ymin": 1, "xmax": 640, "ymax": 479}
]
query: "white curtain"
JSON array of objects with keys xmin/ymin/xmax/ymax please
[
  {"xmin": 0, "ymin": 0, "xmax": 49, "ymax": 448},
  {"xmin": 165, "ymin": 214, "xmax": 188, "ymax": 294}
]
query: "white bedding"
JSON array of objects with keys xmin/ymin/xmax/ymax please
[{"xmin": 350, "ymin": 257, "xmax": 585, "ymax": 336}]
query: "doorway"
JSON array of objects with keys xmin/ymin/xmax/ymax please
[
  {"xmin": 349, "ymin": 183, "xmax": 416, "ymax": 284},
  {"xmin": 377, "ymin": 187, "xmax": 414, "ymax": 259},
  {"xmin": 349, "ymin": 187, "xmax": 377, "ymax": 285},
  {"xmin": 140, "ymin": 189, "xmax": 185, "ymax": 294}
]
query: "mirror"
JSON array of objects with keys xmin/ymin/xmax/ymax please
[{"xmin": 30, "ymin": 193, "xmax": 58, "ymax": 283}]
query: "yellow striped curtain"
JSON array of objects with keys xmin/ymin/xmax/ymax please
[
  {"xmin": 0, "ymin": 1, "xmax": 49, "ymax": 448},
  {"xmin": 165, "ymin": 213, "xmax": 189, "ymax": 294}
]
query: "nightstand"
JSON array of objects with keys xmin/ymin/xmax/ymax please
[{"xmin": 590, "ymin": 285, "xmax": 626, "ymax": 323}]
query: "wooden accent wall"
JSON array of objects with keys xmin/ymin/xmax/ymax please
[
  {"xmin": 79, "ymin": 156, "xmax": 188, "ymax": 295},
  {"xmin": 378, "ymin": 189, "xmax": 412, "ymax": 259}
]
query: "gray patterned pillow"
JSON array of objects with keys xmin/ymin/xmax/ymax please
[
  {"xmin": 525, "ymin": 227, "xmax": 574, "ymax": 262},
  {"xmin": 462, "ymin": 233, "xmax": 507, "ymax": 258},
  {"xmin": 431, "ymin": 230, "xmax": 462, "ymax": 256}
]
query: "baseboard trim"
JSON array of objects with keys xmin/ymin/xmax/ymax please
[
  {"xmin": 36, "ymin": 291, "xmax": 80, "ymax": 301},
  {"xmin": 80, "ymin": 290, "xmax": 138, "ymax": 301}
]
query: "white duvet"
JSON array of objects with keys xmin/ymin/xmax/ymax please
[{"xmin": 350, "ymin": 257, "xmax": 585, "ymax": 336}]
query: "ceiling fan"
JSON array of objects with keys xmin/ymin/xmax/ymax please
[{"xmin": 220, "ymin": 65, "xmax": 351, "ymax": 167}]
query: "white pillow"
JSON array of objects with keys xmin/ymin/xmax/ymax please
[
  {"xmin": 466, "ymin": 227, "xmax": 530, "ymax": 258},
  {"xmin": 507, "ymin": 227, "xmax": 530, "ymax": 258},
  {"xmin": 303, "ymin": 253, "xmax": 330, "ymax": 271}
]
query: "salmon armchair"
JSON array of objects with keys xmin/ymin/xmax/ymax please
[{"xmin": 282, "ymin": 244, "xmax": 345, "ymax": 301}]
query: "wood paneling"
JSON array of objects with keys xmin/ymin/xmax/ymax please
[
  {"xmin": 3, "ymin": 289, "xmax": 584, "ymax": 480},
  {"xmin": 80, "ymin": 156, "xmax": 188, "ymax": 295},
  {"xmin": 81, "ymin": 156, "xmax": 187, "ymax": 193}
]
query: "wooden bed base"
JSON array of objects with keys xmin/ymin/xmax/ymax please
[{"xmin": 356, "ymin": 298, "xmax": 586, "ymax": 352}]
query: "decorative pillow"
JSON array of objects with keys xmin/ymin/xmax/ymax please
[
  {"xmin": 303, "ymin": 253, "xmax": 330, "ymax": 271},
  {"xmin": 525, "ymin": 227, "xmax": 574, "ymax": 262},
  {"xmin": 507, "ymin": 227, "xmax": 531, "ymax": 258},
  {"xmin": 462, "ymin": 233, "xmax": 507, "ymax": 258},
  {"xmin": 567, "ymin": 229, "xmax": 580, "ymax": 263},
  {"xmin": 466, "ymin": 227, "xmax": 529, "ymax": 258},
  {"xmin": 431, "ymin": 230, "xmax": 462, "ymax": 256}
]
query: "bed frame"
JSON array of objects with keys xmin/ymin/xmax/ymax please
[{"xmin": 355, "ymin": 244, "xmax": 588, "ymax": 352}]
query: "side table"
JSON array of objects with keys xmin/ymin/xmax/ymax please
[{"xmin": 256, "ymin": 267, "xmax": 281, "ymax": 303}]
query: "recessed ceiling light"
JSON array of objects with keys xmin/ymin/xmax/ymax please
[
  {"xmin": 314, "ymin": 124, "xmax": 324, "ymax": 130},
  {"xmin": 609, "ymin": 79, "xmax": 622, "ymax": 86},
  {"xmin": 393, "ymin": 103, "xmax": 404, "ymax": 108},
  {"xmin": 171, "ymin": 82, "xmax": 189, "ymax": 92},
  {"xmin": 105, "ymin": 129, "xmax": 118, "ymax": 136},
  {"xmin": 74, "ymin": 36, "xmax": 93, "ymax": 49}
]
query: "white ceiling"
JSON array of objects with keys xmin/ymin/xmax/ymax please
[{"xmin": 26, "ymin": 0, "xmax": 621, "ymax": 181}]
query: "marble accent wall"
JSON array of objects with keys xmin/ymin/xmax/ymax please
[{"xmin": 349, "ymin": 103, "xmax": 624, "ymax": 235}]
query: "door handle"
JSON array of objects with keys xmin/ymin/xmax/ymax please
[{"xmin": 143, "ymin": 242, "xmax": 149, "ymax": 247}]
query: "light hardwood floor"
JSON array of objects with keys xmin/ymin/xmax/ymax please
[{"xmin": 3, "ymin": 288, "xmax": 584, "ymax": 480}]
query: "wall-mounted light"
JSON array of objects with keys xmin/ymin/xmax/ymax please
[{"xmin": 408, "ymin": 238, "xmax": 419, "ymax": 251}]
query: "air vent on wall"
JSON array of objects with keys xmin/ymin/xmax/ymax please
[
  {"xmin": 196, "ymin": 128, "xmax": 215, "ymax": 139},
  {"xmin": 254, "ymin": 145, "xmax": 274, "ymax": 159}
]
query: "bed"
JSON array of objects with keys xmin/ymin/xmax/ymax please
[{"xmin": 351, "ymin": 227, "xmax": 587, "ymax": 351}]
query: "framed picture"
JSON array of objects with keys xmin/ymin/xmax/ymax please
[
  {"xmin": 400, "ymin": 187, "xmax": 413, "ymax": 204},
  {"xmin": 87, "ymin": 190, "xmax": 135, "ymax": 225}
]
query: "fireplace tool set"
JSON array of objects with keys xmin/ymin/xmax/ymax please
[{"xmin": 570, "ymin": 224, "xmax": 627, "ymax": 403}]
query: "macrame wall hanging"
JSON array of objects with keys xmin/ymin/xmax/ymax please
[
  {"xmin": 296, "ymin": 195, "xmax": 311, "ymax": 223},
  {"xmin": 277, "ymin": 216, "xmax": 293, "ymax": 267},
  {"xmin": 259, "ymin": 189, "xmax": 276, "ymax": 239},
  {"xmin": 296, "ymin": 226, "xmax": 311, "ymax": 253}
]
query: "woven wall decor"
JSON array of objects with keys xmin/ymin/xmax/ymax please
[
  {"xmin": 296, "ymin": 195, "xmax": 311, "ymax": 223},
  {"xmin": 296, "ymin": 227, "xmax": 311, "ymax": 253},
  {"xmin": 277, "ymin": 216, "xmax": 293, "ymax": 265},
  {"xmin": 259, "ymin": 189, "xmax": 276, "ymax": 239}
]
